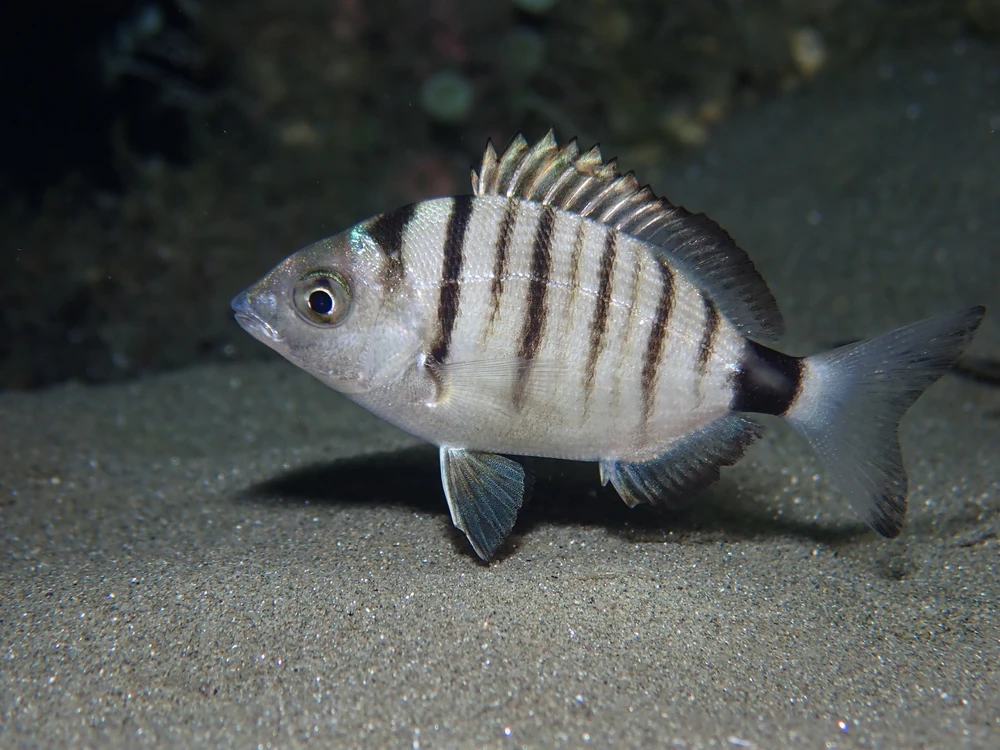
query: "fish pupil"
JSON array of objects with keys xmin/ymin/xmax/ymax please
[{"xmin": 309, "ymin": 289, "xmax": 334, "ymax": 315}]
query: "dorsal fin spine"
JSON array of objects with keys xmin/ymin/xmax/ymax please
[
  {"xmin": 492, "ymin": 134, "xmax": 528, "ymax": 196},
  {"xmin": 580, "ymin": 182, "xmax": 617, "ymax": 219},
  {"xmin": 600, "ymin": 178, "xmax": 643, "ymax": 225},
  {"xmin": 541, "ymin": 164, "xmax": 578, "ymax": 205},
  {"xmin": 507, "ymin": 130, "xmax": 555, "ymax": 198}
]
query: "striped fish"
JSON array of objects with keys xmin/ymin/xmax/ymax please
[{"xmin": 232, "ymin": 131, "xmax": 985, "ymax": 560}]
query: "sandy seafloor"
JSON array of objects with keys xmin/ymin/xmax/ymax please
[{"xmin": 2, "ymin": 41, "xmax": 999, "ymax": 749}]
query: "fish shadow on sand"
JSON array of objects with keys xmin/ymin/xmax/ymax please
[{"xmin": 240, "ymin": 444, "xmax": 871, "ymax": 559}]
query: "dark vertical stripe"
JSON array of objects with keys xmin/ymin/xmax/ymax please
[
  {"xmin": 567, "ymin": 218, "xmax": 585, "ymax": 293},
  {"xmin": 513, "ymin": 204, "xmax": 556, "ymax": 408},
  {"xmin": 640, "ymin": 259, "xmax": 675, "ymax": 425},
  {"xmin": 367, "ymin": 203, "xmax": 416, "ymax": 289},
  {"xmin": 486, "ymin": 199, "xmax": 519, "ymax": 331},
  {"xmin": 696, "ymin": 292, "xmax": 720, "ymax": 380},
  {"xmin": 611, "ymin": 252, "xmax": 644, "ymax": 408},
  {"xmin": 584, "ymin": 228, "xmax": 617, "ymax": 402},
  {"xmin": 430, "ymin": 196, "xmax": 474, "ymax": 364},
  {"xmin": 621, "ymin": 252, "xmax": 643, "ymax": 347},
  {"xmin": 556, "ymin": 217, "xmax": 587, "ymax": 366},
  {"xmin": 731, "ymin": 340, "xmax": 803, "ymax": 416},
  {"xmin": 367, "ymin": 203, "xmax": 416, "ymax": 263},
  {"xmin": 563, "ymin": 219, "xmax": 587, "ymax": 331}
]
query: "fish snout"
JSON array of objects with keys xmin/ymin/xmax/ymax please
[{"xmin": 231, "ymin": 290, "xmax": 282, "ymax": 344}]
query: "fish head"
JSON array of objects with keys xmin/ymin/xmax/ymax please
[{"xmin": 232, "ymin": 225, "xmax": 423, "ymax": 395}]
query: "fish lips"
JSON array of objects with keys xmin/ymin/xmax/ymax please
[{"xmin": 231, "ymin": 290, "xmax": 283, "ymax": 346}]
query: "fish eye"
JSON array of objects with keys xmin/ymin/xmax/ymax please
[{"xmin": 293, "ymin": 270, "xmax": 352, "ymax": 326}]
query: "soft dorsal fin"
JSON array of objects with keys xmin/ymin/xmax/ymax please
[{"xmin": 471, "ymin": 130, "xmax": 784, "ymax": 340}]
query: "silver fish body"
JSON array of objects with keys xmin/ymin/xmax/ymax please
[
  {"xmin": 338, "ymin": 194, "xmax": 743, "ymax": 462},
  {"xmin": 233, "ymin": 131, "xmax": 985, "ymax": 560}
]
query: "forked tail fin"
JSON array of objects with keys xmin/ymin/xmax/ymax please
[{"xmin": 784, "ymin": 306, "xmax": 986, "ymax": 537}]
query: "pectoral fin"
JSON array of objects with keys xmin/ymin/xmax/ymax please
[
  {"xmin": 424, "ymin": 357, "xmax": 577, "ymax": 419},
  {"xmin": 439, "ymin": 447, "xmax": 528, "ymax": 560},
  {"xmin": 600, "ymin": 414, "xmax": 763, "ymax": 508}
]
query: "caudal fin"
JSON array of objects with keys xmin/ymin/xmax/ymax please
[{"xmin": 785, "ymin": 306, "xmax": 986, "ymax": 537}]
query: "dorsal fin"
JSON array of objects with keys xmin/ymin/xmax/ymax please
[{"xmin": 471, "ymin": 130, "xmax": 784, "ymax": 340}]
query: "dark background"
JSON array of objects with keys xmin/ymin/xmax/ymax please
[{"xmin": 2, "ymin": 0, "xmax": 997, "ymax": 389}]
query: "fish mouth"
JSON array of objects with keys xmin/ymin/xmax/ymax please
[{"xmin": 231, "ymin": 291, "xmax": 282, "ymax": 344}]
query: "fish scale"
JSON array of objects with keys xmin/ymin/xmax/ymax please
[{"xmin": 233, "ymin": 130, "xmax": 985, "ymax": 560}]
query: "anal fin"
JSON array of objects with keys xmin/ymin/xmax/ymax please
[
  {"xmin": 440, "ymin": 447, "xmax": 529, "ymax": 560},
  {"xmin": 601, "ymin": 414, "xmax": 762, "ymax": 508}
]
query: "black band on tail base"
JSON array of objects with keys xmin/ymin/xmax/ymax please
[{"xmin": 731, "ymin": 340, "xmax": 803, "ymax": 416}]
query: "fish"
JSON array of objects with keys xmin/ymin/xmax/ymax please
[{"xmin": 232, "ymin": 130, "xmax": 986, "ymax": 561}]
